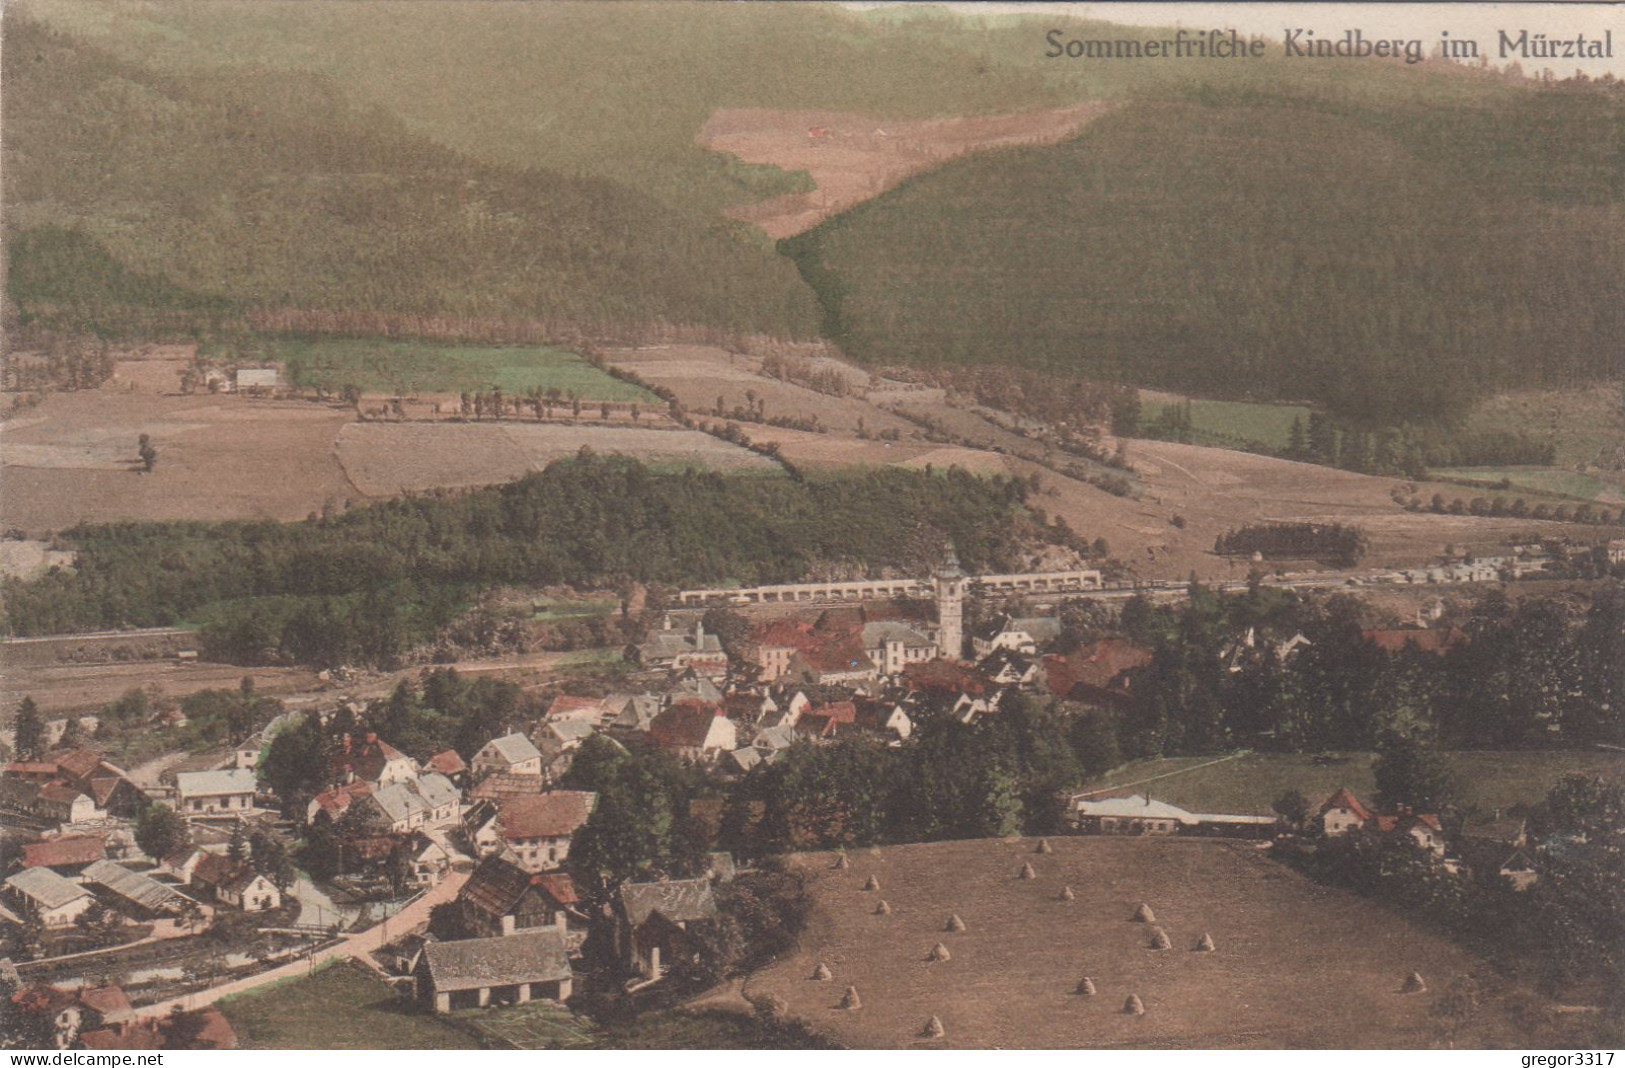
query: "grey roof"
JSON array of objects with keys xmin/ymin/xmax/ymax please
[
  {"xmin": 618, "ymin": 878, "xmax": 718, "ymax": 927},
  {"xmin": 175, "ymin": 768, "xmax": 257, "ymax": 797},
  {"xmin": 420, "ymin": 927, "xmax": 571, "ymax": 991},
  {"xmin": 81, "ymin": 860, "xmax": 183, "ymax": 912},
  {"xmin": 1010, "ymin": 616, "xmax": 1062, "ymax": 642},
  {"xmin": 729, "ymin": 747, "xmax": 762, "ymax": 772},
  {"xmin": 372, "ymin": 773, "xmax": 458, "ymax": 824},
  {"xmin": 669, "ymin": 676, "xmax": 723, "ymax": 704},
  {"xmin": 862, "ymin": 621, "xmax": 933, "ymax": 647},
  {"xmin": 614, "ymin": 694, "xmax": 663, "ymax": 730},
  {"xmin": 544, "ymin": 718, "xmax": 596, "ymax": 745},
  {"xmin": 481, "ymin": 733, "xmax": 541, "ymax": 766},
  {"xmin": 5, "ymin": 866, "xmax": 93, "ymax": 909},
  {"xmin": 754, "ymin": 724, "xmax": 796, "ymax": 752}
]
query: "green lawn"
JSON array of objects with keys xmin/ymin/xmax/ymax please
[
  {"xmin": 1079, "ymin": 749, "xmax": 1625, "ymax": 817},
  {"xmin": 458, "ymin": 999, "xmax": 597, "ymax": 1050},
  {"xmin": 259, "ymin": 338, "xmax": 658, "ymax": 401},
  {"xmin": 1141, "ymin": 393, "xmax": 1313, "ymax": 451},
  {"xmin": 219, "ymin": 961, "xmax": 483, "ymax": 1050},
  {"xmin": 530, "ymin": 597, "xmax": 618, "ymax": 623},
  {"xmin": 1430, "ymin": 466, "xmax": 1625, "ymax": 506}
]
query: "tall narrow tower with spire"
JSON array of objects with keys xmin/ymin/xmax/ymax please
[{"xmin": 935, "ymin": 544, "xmax": 967, "ymax": 661}]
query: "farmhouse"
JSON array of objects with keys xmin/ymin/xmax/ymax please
[
  {"xmin": 491, "ymin": 790, "xmax": 597, "ymax": 872},
  {"xmin": 457, "ymin": 854, "xmax": 581, "ymax": 938},
  {"xmin": 1317, "ymin": 788, "xmax": 1373, "ymax": 836},
  {"xmin": 616, "ymin": 877, "xmax": 719, "ymax": 980},
  {"xmin": 632, "ymin": 618, "xmax": 728, "ymax": 678},
  {"xmin": 471, "ymin": 733, "xmax": 543, "ymax": 781},
  {"xmin": 414, "ymin": 927, "xmax": 573, "ymax": 1012},
  {"xmin": 4, "ymin": 867, "xmax": 95, "ymax": 928},
  {"xmin": 190, "ymin": 852, "xmax": 280, "ymax": 912},
  {"xmin": 648, "ymin": 702, "xmax": 738, "ymax": 762},
  {"xmin": 424, "ymin": 749, "xmax": 467, "ymax": 784},
  {"xmin": 1314, "ymin": 788, "xmax": 1446, "ymax": 854},
  {"xmin": 333, "ymin": 733, "xmax": 419, "ymax": 786},
  {"xmin": 0, "ymin": 779, "xmax": 101, "ymax": 825},
  {"xmin": 1065, "ymin": 793, "xmax": 1277, "ymax": 838},
  {"xmin": 174, "ymin": 769, "xmax": 258, "ymax": 815},
  {"xmin": 971, "ymin": 615, "xmax": 1061, "ymax": 658},
  {"xmin": 362, "ymin": 773, "xmax": 461, "ymax": 834},
  {"xmin": 3, "ymin": 749, "xmax": 143, "ymax": 821}
]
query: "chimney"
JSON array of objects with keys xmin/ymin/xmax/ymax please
[
  {"xmin": 500, "ymin": 914, "xmax": 516, "ymax": 936},
  {"xmin": 366, "ymin": 732, "xmax": 378, "ymax": 745}
]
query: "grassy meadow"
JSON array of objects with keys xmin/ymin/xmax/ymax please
[
  {"xmin": 264, "ymin": 339, "xmax": 658, "ymax": 401},
  {"xmin": 220, "ymin": 962, "xmax": 483, "ymax": 1050},
  {"xmin": 1140, "ymin": 392, "xmax": 1313, "ymax": 451}
]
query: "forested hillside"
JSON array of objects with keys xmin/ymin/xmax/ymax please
[
  {"xmin": 2, "ymin": 15, "xmax": 820, "ymax": 339},
  {"xmin": 0, "ymin": 455, "xmax": 1049, "ymax": 664},
  {"xmin": 785, "ymin": 83, "xmax": 1625, "ymax": 425}
]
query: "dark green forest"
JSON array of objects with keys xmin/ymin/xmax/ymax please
[
  {"xmin": 0, "ymin": 455, "xmax": 1049, "ymax": 664},
  {"xmin": 3, "ymin": 15, "xmax": 820, "ymax": 340},
  {"xmin": 785, "ymin": 85, "xmax": 1625, "ymax": 426}
]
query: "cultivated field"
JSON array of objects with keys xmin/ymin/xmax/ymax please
[
  {"xmin": 699, "ymin": 103, "xmax": 1113, "ymax": 239},
  {"xmin": 0, "ymin": 654, "xmax": 326, "ymax": 719},
  {"xmin": 263, "ymin": 338, "xmax": 657, "ymax": 401},
  {"xmin": 1077, "ymin": 750, "xmax": 1625, "ymax": 818},
  {"xmin": 335, "ymin": 423, "xmax": 779, "ymax": 496},
  {"xmin": 749, "ymin": 837, "xmax": 1580, "ymax": 1049}
]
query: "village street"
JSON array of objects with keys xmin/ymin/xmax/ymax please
[{"xmin": 131, "ymin": 869, "xmax": 469, "ymax": 1019}]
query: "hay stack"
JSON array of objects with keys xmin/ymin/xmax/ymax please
[
  {"xmin": 1123, "ymin": 994, "xmax": 1145, "ymax": 1016},
  {"xmin": 863, "ymin": 874, "xmax": 881, "ymax": 891},
  {"xmin": 812, "ymin": 962, "xmax": 833, "ymax": 981},
  {"xmin": 834, "ymin": 854, "xmax": 850, "ymax": 870},
  {"xmin": 875, "ymin": 899, "xmax": 893, "ymax": 915},
  {"xmin": 1402, "ymin": 971, "xmax": 1427, "ymax": 994},
  {"xmin": 945, "ymin": 913, "xmax": 966, "ymax": 933},
  {"xmin": 840, "ymin": 985, "xmax": 862, "ymax": 1010},
  {"xmin": 1132, "ymin": 903, "xmax": 1156, "ymax": 923},
  {"xmin": 1147, "ymin": 927, "xmax": 1172, "ymax": 951},
  {"xmin": 1018, "ymin": 861, "xmax": 1037, "ymax": 880},
  {"xmin": 1036, "ymin": 838, "xmax": 1053, "ymax": 854},
  {"xmin": 927, "ymin": 941, "xmax": 952, "ymax": 962},
  {"xmin": 921, "ymin": 1015, "xmax": 946, "ymax": 1039},
  {"xmin": 1075, "ymin": 976, "xmax": 1097, "ymax": 997},
  {"xmin": 1194, "ymin": 932, "xmax": 1215, "ymax": 953},
  {"xmin": 1058, "ymin": 885, "xmax": 1076, "ymax": 901}
]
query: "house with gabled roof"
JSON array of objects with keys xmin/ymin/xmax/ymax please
[
  {"xmin": 1316, "ymin": 787, "xmax": 1375, "ymax": 836},
  {"xmin": 361, "ymin": 773, "xmax": 460, "ymax": 835},
  {"xmin": 415, "ymin": 927, "xmax": 573, "ymax": 1012},
  {"xmin": 981, "ymin": 648, "xmax": 1039, "ymax": 687},
  {"xmin": 615, "ymin": 877, "xmax": 720, "ymax": 980},
  {"xmin": 175, "ymin": 769, "xmax": 258, "ymax": 815},
  {"xmin": 424, "ymin": 749, "xmax": 467, "ymax": 784},
  {"xmin": 333, "ymin": 732, "xmax": 418, "ymax": 786},
  {"xmin": 306, "ymin": 780, "xmax": 373, "ymax": 825},
  {"xmin": 862, "ymin": 620, "xmax": 938, "ymax": 677},
  {"xmin": 471, "ymin": 733, "xmax": 543, "ymax": 781},
  {"xmin": 190, "ymin": 853, "xmax": 280, "ymax": 912},
  {"xmin": 492, "ymin": 791, "xmax": 596, "ymax": 873},
  {"xmin": 1043, "ymin": 638, "xmax": 1152, "ymax": 701},
  {"xmin": 648, "ymin": 702, "xmax": 737, "ymax": 763},
  {"xmin": 972, "ymin": 615, "xmax": 1062, "ymax": 658},
  {"xmin": 19, "ymin": 834, "xmax": 106, "ymax": 876},
  {"xmin": 457, "ymin": 854, "xmax": 581, "ymax": 939},
  {"xmin": 632, "ymin": 618, "xmax": 728, "ymax": 679}
]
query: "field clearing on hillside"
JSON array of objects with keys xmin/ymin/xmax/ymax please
[
  {"xmin": 264, "ymin": 339, "xmax": 656, "ymax": 400},
  {"xmin": 700, "ymin": 103, "xmax": 1113, "ymax": 239},
  {"xmin": 335, "ymin": 423, "xmax": 778, "ymax": 495},
  {"xmin": 221, "ymin": 962, "xmax": 481, "ymax": 1050},
  {"xmin": 1460, "ymin": 387, "xmax": 1625, "ymax": 470},
  {"xmin": 1430, "ymin": 466, "xmax": 1625, "ymax": 505},
  {"xmin": 751, "ymin": 838, "xmax": 1575, "ymax": 1049},
  {"xmin": 0, "ymin": 389, "xmax": 355, "ymax": 533},
  {"xmin": 1139, "ymin": 392, "xmax": 1313, "ymax": 452},
  {"xmin": 0, "ymin": 656, "xmax": 324, "ymax": 719},
  {"xmin": 1077, "ymin": 750, "xmax": 1625, "ymax": 818}
]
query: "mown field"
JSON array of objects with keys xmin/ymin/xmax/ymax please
[
  {"xmin": 1139, "ymin": 392, "xmax": 1313, "ymax": 451},
  {"xmin": 220, "ymin": 962, "xmax": 482, "ymax": 1049},
  {"xmin": 1457, "ymin": 387, "xmax": 1625, "ymax": 470},
  {"xmin": 750, "ymin": 838, "xmax": 1579, "ymax": 1049},
  {"xmin": 268, "ymin": 339, "xmax": 658, "ymax": 401},
  {"xmin": 1077, "ymin": 750, "xmax": 1625, "ymax": 818},
  {"xmin": 1429, "ymin": 466, "xmax": 1625, "ymax": 506}
]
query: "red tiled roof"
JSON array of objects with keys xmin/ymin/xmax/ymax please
[
  {"xmin": 77, "ymin": 985, "xmax": 132, "ymax": 1021},
  {"xmin": 498, "ymin": 791, "xmax": 596, "ymax": 841},
  {"xmin": 533, "ymin": 872, "xmax": 578, "ymax": 907},
  {"xmin": 751, "ymin": 620, "xmax": 816, "ymax": 649},
  {"xmin": 21, "ymin": 835, "xmax": 106, "ymax": 869},
  {"xmin": 80, "ymin": 1024, "xmax": 162, "ymax": 1051},
  {"xmin": 807, "ymin": 701, "xmax": 857, "ymax": 724},
  {"xmin": 52, "ymin": 748, "xmax": 106, "ymax": 783},
  {"xmin": 425, "ymin": 750, "xmax": 466, "ymax": 776},
  {"xmin": 795, "ymin": 629, "xmax": 870, "ymax": 673},
  {"xmin": 546, "ymin": 696, "xmax": 605, "ymax": 720},
  {"xmin": 1376, "ymin": 812, "xmax": 1442, "ymax": 833},
  {"xmin": 311, "ymin": 780, "xmax": 372, "ymax": 818},
  {"xmin": 3, "ymin": 762, "xmax": 60, "ymax": 778},
  {"xmin": 38, "ymin": 782, "xmax": 89, "ymax": 804},
  {"xmin": 1363, "ymin": 627, "xmax": 1468, "ymax": 655},
  {"xmin": 191, "ymin": 852, "xmax": 261, "ymax": 894},
  {"xmin": 794, "ymin": 714, "xmax": 841, "ymax": 739},
  {"xmin": 1318, "ymin": 788, "xmax": 1373, "ymax": 823},
  {"xmin": 1043, "ymin": 639, "xmax": 1152, "ymax": 699},
  {"xmin": 334, "ymin": 733, "xmax": 409, "ymax": 782},
  {"xmin": 902, "ymin": 658, "xmax": 992, "ymax": 695},
  {"xmin": 649, "ymin": 702, "xmax": 725, "ymax": 749},
  {"xmin": 470, "ymin": 774, "xmax": 547, "ymax": 802}
]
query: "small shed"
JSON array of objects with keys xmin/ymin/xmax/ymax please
[{"xmin": 414, "ymin": 927, "xmax": 573, "ymax": 1012}]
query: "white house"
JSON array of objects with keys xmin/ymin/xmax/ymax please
[
  {"xmin": 971, "ymin": 615, "xmax": 1061, "ymax": 658},
  {"xmin": 364, "ymin": 773, "xmax": 461, "ymax": 835},
  {"xmin": 174, "ymin": 769, "xmax": 258, "ymax": 815},
  {"xmin": 472, "ymin": 734, "xmax": 543, "ymax": 781},
  {"xmin": 4, "ymin": 868, "xmax": 95, "ymax": 928}
]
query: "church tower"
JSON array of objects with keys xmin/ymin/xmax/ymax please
[{"xmin": 935, "ymin": 545, "xmax": 967, "ymax": 661}]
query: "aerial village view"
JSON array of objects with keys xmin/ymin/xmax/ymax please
[{"xmin": 0, "ymin": 0, "xmax": 1621, "ymax": 1055}]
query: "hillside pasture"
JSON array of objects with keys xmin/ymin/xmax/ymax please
[
  {"xmin": 1075, "ymin": 750, "xmax": 1625, "ymax": 818},
  {"xmin": 1429, "ymin": 466, "xmax": 1625, "ymax": 506},
  {"xmin": 750, "ymin": 837, "xmax": 1575, "ymax": 1048},
  {"xmin": 267, "ymin": 339, "xmax": 657, "ymax": 401},
  {"xmin": 1139, "ymin": 391, "xmax": 1314, "ymax": 452}
]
